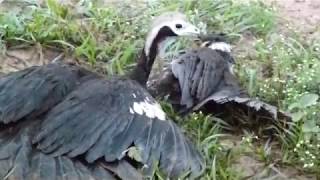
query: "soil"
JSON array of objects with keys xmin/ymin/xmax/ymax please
[
  {"xmin": 0, "ymin": 45, "xmax": 63, "ymax": 73},
  {"xmin": 266, "ymin": 0, "xmax": 320, "ymax": 34},
  {"xmin": 231, "ymin": 1, "xmax": 319, "ymax": 179},
  {"xmin": 221, "ymin": 135, "xmax": 317, "ymax": 180}
]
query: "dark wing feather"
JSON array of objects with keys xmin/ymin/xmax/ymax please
[
  {"xmin": 100, "ymin": 160, "xmax": 143, "ymax": 180},
  {"xmin": 0, "ymin": 63, "xmax": 96, "ymax": 124},
  {"xmin": 171, "ymin": 48, "xmax": 229, "ymax": 108},
  {"xmin": 33, "ymin": 78, "xmax": 204, "ymax": 178},
  {"xmin": 0, "ymin": 120, "xmax": 116, "ymax": 180},
  {"xmin": 193, "ymin": 95, "xmax": 287, "ymax": 121},
  {"xmin": 149, "ymin": 47, "xmax": 291, "ymax": 126},
  {"xmin": 175, "ymin": 49, "xmax": 291, "ymax": 121}
]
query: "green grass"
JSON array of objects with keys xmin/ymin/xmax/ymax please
[{"xmin": 1, "ymin": 0, "xmax": 320, "ymax": 179}]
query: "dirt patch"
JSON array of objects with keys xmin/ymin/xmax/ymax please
[
  {"xmin": 233, "ymin": 155, "xmax": 316, "ymax": 180},
  {"xmin": 0, "ymin": 45, "xmax": 63, "ymax": 73},
  {"xmin": 266, "ymin": 0, "xmax": 320, "ymax": 35},
  {"xmin": 220, "ymin": 135, "xmax": 317, "ymax": 180}
]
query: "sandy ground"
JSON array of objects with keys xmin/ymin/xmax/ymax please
[
  {"xmin": 235, "ymin": 0, "xmax": 320, "ymax": 58},
  {"xmin": 267, "ymin": 0, "xmax": 320, "ymax": 34}
]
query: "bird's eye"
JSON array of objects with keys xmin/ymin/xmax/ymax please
[{"xmin": 175, "ymin": 24, "xmax": 183, "ymax": 29}]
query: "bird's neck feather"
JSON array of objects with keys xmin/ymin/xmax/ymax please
[{"xmin": 129, "ymin": 26, "xmax": 175, "ymax": 86}]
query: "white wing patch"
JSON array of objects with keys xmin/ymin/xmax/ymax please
[
  {"xmin": 129, "ymin": 107, "xmax": 134, "ymax": 114},
  {"xmin": 133, "ymin": 103, "xmax": 143, "ymax": 115},
  {"xmin": 208, "ymin": 42, "xmax": 232, "ymax": 53},
  {"xmin": 131, "ymin": 99, "xmax": 166, "ymax": 121}
]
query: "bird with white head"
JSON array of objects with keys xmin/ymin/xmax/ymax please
[{"xmin": 0, "ymin": 12, "xmax": 204, "ymax": 180}]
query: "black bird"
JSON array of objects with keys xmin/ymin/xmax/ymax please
[
  {"xmin": 148, "ymin": 33, "xmax": 289, "ymax": 124},
  {"xmin": 0, "ymin": 12, "xmax": 204, "ymax": 180},
  {"xmin": 148, "ymin": 33, "xmax": 237, "ymax": 108}
]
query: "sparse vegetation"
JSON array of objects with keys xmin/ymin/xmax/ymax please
[{"xmin": 0, "ymin": 0, "xmax": 319, "ymax": 179}]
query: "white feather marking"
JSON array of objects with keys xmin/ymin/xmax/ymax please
[
  {"xmin": 228, "ymin": 63, "xmax": 235, "ymax": 75},
  {"xmin": 153, "ymin": 104, "xmax": 166, "ymax": 121},
  {"xmin": 142, "ymin": 101, "xmax": 155, "ymax": 118},
  {"xmin": 132, "ymin": 93, "xmax": 137, "ymax": 98},
  {"xmin": 208, "ymin": 42, "xmax": 232, "ymax": 53},
  {"xmin": 133, "ymin": 102, "xmax": 143, "ymax": 115},
  {"xmin": 129, "ymin": 107, "xmax": 134, "ymax": 114},
  {"xmin": 131, "ymin": 100, "xmax": 166, "ymax": 121}
]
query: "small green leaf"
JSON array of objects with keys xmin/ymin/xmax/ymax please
[
  {"xmin": 302, "ymin": 121, "xmax": 314, "ymax": 132},
  {"xmin": 291, "ymin": 111, "xmax": 304, "ymax": 122},
  {"xmin": 288, "ymin": 102, "xmax": 300, "ymax": 110},
  {"xmin": 298, "ymin": 93, "xmax": 319, "ymax": 108},
  {"xmin": 246, "ymin": 68, "xmax": 257, "ymax": 96},
  {"xmin": 302, "ymin": 120, "xmax": 320, "ymax": 133}
]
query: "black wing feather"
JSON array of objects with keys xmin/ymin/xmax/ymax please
[
  {"xmin": 0, "ymin": 63, "xmax": 95, "ymax": 124},
  {"xmin": 33, "ymin": 78, "xmax": 204, "ymax": 178},
  {"xmin": 100, "ymin": 160, "xmax": 143, "ymax": 180},
  {"xmin": 0, "ymin": 120, "xmax": 116, "ymax": 180},
  {"xmin": 0, "ymin": 63, "xmax": 204, "ymax": 179},
  {"xmin": 171, "ymin": 48, "xmax": 228, "ymax": 108},
  {"xmin": 170, "ymin": 47, "xmax": 290, "ymax": 121}
]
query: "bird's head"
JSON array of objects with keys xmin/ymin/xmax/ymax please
[
  {"xmin": 131, "ymin": 12, "xmax": 200, "ymax": 85},
  {"xmin": 144, "ymin": 12, "xmax": 200, "ymax": 57}
]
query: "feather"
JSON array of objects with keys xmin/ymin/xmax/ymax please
[
  {"xmin": 0, "ymin": 63, "xmax": 96, "ymax": 124},
  {"xmin": 0, "ymin": 64, "xmax": 204, "ymax": 179},
  {"xmin": 148, "ymin": 45, "xmax": 291, "ymax": 123},
  {"xmin": 171, "ymin": 48, "xmax": 228, "ymax": 108},
  {"xmin": 0, "ymin": 120, "xmax": 116, "ymax": 180},
  {"xmin": 32, "ymin": 78, "xmax": 204, "ymax": 178}
]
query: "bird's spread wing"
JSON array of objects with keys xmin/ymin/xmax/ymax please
[
  {"xmin": 0, "ymin": 63, "xmax": 96, "ymax": 124},
  {"xmin": 171, "ymin": 48, "xmax": 230, "ymax": 108},
  {"xmin": 0, "ymin": 64, "xmax": 204, "ymax": 178},
  {"xmin": 32, "ymin": 78, "xmax": 204, "ymax": 178},
  {"xmin": 0, "ymin": 119, "xmax": 120, "ymax": 180}
]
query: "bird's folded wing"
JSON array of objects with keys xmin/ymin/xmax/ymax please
[
  {"xmin": 32, "ymin": 79, "xmax": 204, "ymax": 178},
  {"xmin": 171, "ymin": 49, "xmax": 227, "ymax": 108}
]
